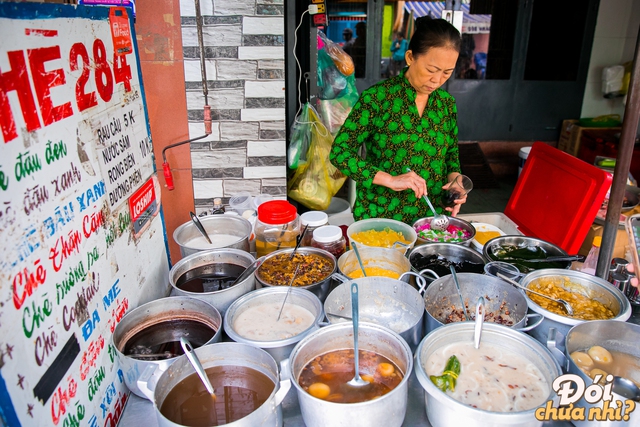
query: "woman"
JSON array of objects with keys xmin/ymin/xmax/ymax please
[
  {"xmin": 329, "ymin": 17, "xmax": 465, "ymax": 224},
  {"xmin": 389, "ymin": 31, "xmax": 408, "ymax": 77}
]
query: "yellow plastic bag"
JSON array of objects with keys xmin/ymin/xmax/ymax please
[{"xmin": 288, "ymin": 104, "xmax": 346, "ymax": 210}]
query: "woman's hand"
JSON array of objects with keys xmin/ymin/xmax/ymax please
[
  {"xmin": 442, "ymin": 176, "xmax": 466, "ymax": 217},
  {"xmin": 373, "ymin": 170, "xmax": 427, "ymax": 199}
]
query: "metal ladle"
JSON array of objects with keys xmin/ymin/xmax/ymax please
[
  {"xmin": 179, "ymin": 337, "xmax": 217, "ymax": 411},
  {"xmin": 276, "ymin": 264, "xmax": 301, "ymax": 321},
  {"xmin": 351, "ymin": 241, "xmax": 367, "ymax": 277},
  {"xmin": 190, "ymin": 211, "xmax": 212, "ymax": 244},
  {"xmin": 496, "ymin": 273, "xmax": 575, "ymax": 316},
  {"xmin": 612, "ymin": 376, "xmax": 640, "ymax": 402},
  {"xmin": 449, "ymin": 264, "xmax": 469, "ymax": 321},
  {"xmin": 404, "ymin": 167, "xmax": 449, "ymax": 231},
  {"xmin": 474, "ymin": 296, "xmax": 485, "ymax": 349},
  {"xmin": 347, "ymin": 282, "xmax": 371, "ymax": 388}
]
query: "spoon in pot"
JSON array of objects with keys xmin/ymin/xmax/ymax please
[
  {"xmin": 179, "ymin": 337, "xmax": 218, "ymax": 419},
  {"xmin": 190, "ymin": 211, "xmax": 212, "ymax": 245},
  {"xmin": 449, "ymin": 265, "xmax": 469, "ymax": 321},
  {"xmin": 230, "ymin": 255, "xmax": 265, "ymax": 287},
  {"xmin": 496, "ymin": 273, "xmax": 575, "ymax": 316},
  {"xmin": 351, "ymin": 241, "xmax": 367, "ymax": 277},
  {"xmin": 474, "ymin": 296, "xmax": 485, "ymax": 349},
  {"xmin": 403, "ymin": 167, "xmax": 449, "ymax": 231},
  {"xmin": 276, "ymin": 264, "xmax": 301, "ymax": 321},
  {"xmin": 347, "ymin": 282, "xmax": 371, "ymax": 388},
  {"xmin": 612, "ymin": 376, "xmax": 640, "ymax": 402},
  {"xmin": 289, "ymin": 225, "xmax": 308, "ymax": 261}
]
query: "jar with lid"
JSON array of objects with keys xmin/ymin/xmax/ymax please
[
  {"xmin": 255, "ymin": 200, "xmax": 300, "ymax": 257},
  {"xmin": 300, "ymin": 211, "xmax": 329, "ymax": 247},
  {"xmin": 311, "ymin": 225, "xmax": 346, "ymax": 259}
]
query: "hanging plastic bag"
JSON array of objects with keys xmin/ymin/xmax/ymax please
[
  {"xmin": 318, "ymin": 49, "xmax": 347, "ymax": 100},
  {"xmin": 318, "ymin": 31, "xmax": 354, "ymax": 77},
  {"xmin": 287, "ymin": 104, "xmax": 311, "ymax": 169},
  {"xmin": 288, "ymin": 104, "xmax": 347, "ymax": 210}
]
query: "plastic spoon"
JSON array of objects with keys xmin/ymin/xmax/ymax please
[
  {"xmin": 496, "ymin": 273, "xmax": 575, "ymax": 316},
  {"xmin": 474, "ymin": 296, "xmax": 485, "ymax": 349},
  {"xmin": 351, "ymin": 241, "xmax": 367, "ymax": 277},
  {"xmin": 190, "ymin": 211, "xmax": 212, "ymax": 244},
  {"xmin": 449, "ymin": 264, "xmax": 469, "ymax": 321},
  {"xmin": 404, "ymin": 167, "xmax": 449, "ymax": 231},
  {"xmin": 347, "ymin": 282, "xmax": 370, "ymax": 388}
]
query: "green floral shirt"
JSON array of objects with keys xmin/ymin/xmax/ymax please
[{"xmin": 329, "ymin": 68, "xmax": 461, "ymax": 224}]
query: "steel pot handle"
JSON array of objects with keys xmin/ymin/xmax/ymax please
[
  {"xmin": 276, "ymin": 359, "xmax": 292, "ymax": 405},
  {"xmin": 398, "ymin": 271, "xmax": 428, "ymax": 294},
  {"xmin": 418, "ymin": 268, "xmax": 440, "ymax": 282},
  {"xmin": 515, "ymin": 313, "xmax": 544, "ymax": 332},
  {"xmin": 391, "ymin": 241, "xmax": 410, "ymax": 256},
  {"xmin": 330, "ymin": 272, "xmax": 350, "ymax": 283},
  {"xmin": 546, "ymin": 327, "xmax": 569, "ymax": 372},
  {"xmin": 136, "ymin": 364, "xmax": 162, "ymax": 401}
]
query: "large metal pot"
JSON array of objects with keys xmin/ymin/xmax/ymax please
[
  {"xmin": 255, "ymin": 247, "xmax": 337, "ymax": 303},
  {"xmin": 519, "ymin": 269, "xmax": 632, "ymax": 345},
  {"xmin": 415, "ymin": 322, "xmax": 562, "ymax": 427},
  {"xmin": 483, "ymin": 235, "xmax": 572, "ymax": 273},
  {"xmin": 337, "ymin": 246, "xmax": 411, "ymax": 280},
  {"xmin": 169, "ymin": 248, "xmax": 255, "ymax": 315},
  {"xmin": 173, "ymin": 214, "xmax": 252, "ymax": 257},
  {"xmin": 409, "ymin": 242, "xmax": 486, "ymax": 284},
  {"xmin": 284, "ymin": 322, "xmax": 413, "ymax": 427},
  {"xmin": 224, "ymin": 287, "xmax": 325, "ymax": 363},
  {"xmin": 424, "ymin": 272, "xmax": 543, "ymax": 333},
  {"xmin": 112, "ymin": 296, "xmax": 222, "ymax": 398},
  {"xmin": 137, "ymin": 342, "xmax": 291, "ymax": 427},
  {"xmin": 323, "ymin": 272, "xmax": 427, "ymax": 351},
  {"xmin": 558, "ymin": 320, "xmax": 640, "ymax": 427}
]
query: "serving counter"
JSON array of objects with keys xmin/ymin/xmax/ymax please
[{"xmin": 120, "ymin": 307, "xmax": 640, "ymax": 427}]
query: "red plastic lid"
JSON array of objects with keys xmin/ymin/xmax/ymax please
[
  {"xmin": 257, "ymin": 200, "xmax": 297, "ymax": 224},
  {"xmin": 504, "ymin": 142, "xmax": 612, "ymax": 254}
]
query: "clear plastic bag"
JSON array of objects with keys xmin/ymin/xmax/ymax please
[
  {"xmin": 288, "ymin": 104, "xmax": 347, "ymax": 210},
  {"xmin": 287, "ymin": 103, "xmax": 311, "ymax": 169}
]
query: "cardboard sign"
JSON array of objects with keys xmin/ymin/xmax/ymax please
[{"xmin": 0, "ymin": 3, "xmax": 169, "ymax": 426}]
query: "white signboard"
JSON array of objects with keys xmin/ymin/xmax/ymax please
[{"xmin": 0, "ymin": 3, "xmax": 169, "ymax": 426}]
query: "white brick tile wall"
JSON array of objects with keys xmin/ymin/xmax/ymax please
[
  {"xmin": 245, "ymin": 81, "xmax": 285, "ymax": 98},
  {"xmin": 189, "ymin": 122, "xmax": 220, "ymax": 141},
  {"xmin": 243, "ymin": 166, "xmax": 287, "ymax": 179},
  {"xmin": 247, "ymin": 140, "xmax": 286, "ymax": 156},
  {"xmin": 183, "ymin": 59, "xmax": 217, "ymax": 81},
  {"xmin": 193, "ymin": 179, "xmax": 224, "ymax": 199},
  {"xmin": 238, "ymin": 46, "xmax": 284, "ymax": 60},
  {"xmin": 241, "ymin": 108, "xmax": 285, "ymax": 121},
  {"xmin": 242, "ymin": 17, "xmax": 284, "ymax": 35}
]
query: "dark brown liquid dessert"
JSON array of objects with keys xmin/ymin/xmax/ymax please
[
  {"xmin": 122, "ymin": 319, "xmax": 216, "ymax": 360},
  {"xmin": 160, "ymin": 365, "xmax": 274, "ymax": 426},
  {"xmin": 176, "ymin": 263, "xmax": 246, "ymax": 292}
]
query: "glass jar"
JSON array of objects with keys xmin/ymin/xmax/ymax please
[
  {"xmin": 311, "ymin": 225, "xmax": 346, "ymax": 259},
  {"xmin": 255, "ymin": 200, "xmax": 300, "ymax": 258},
  {"xmin": 300, "ymin": 211, "xmax": 329, "ymax": 247}
]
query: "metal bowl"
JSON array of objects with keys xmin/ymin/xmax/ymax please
[
  {"xmin": 520, "ymin": 269, "xmax": 632, "ymax": 345},
  {"xmin": 346, "ymin": 218, "xmax": 417, "ymax": 252},
  {"xmin": 255, "ymin": 247, "xmax": 337, "ymax": 303},
  {"xmin": 412, "ymin": 216, "xmax": 476, "ymax": 246},
  {"xmin": 224, "ymin": 287, "xmax": 325, "ymax": 363},
  {"xmin": 337, "ymin": 246, "xmax": 411, "ymax": 280},
  {"xmin": 482, "ymin": 235, "xmax": 571, "ymax": 273},
  {"xmin": 622, "ymin": 184, "xmax": 640, "ymax": 212},
  {"xmin": 409, "ymin": 242, "xmax": 486, "ymax": 283}
]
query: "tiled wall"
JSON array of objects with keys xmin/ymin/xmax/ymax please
[
  {"xmin": 581, "ymin": 0, "xmax": 640, "ymax": 118},
  {"xmin": 179, "ymin": 0, "xmax": 287, "ymax": 214}
]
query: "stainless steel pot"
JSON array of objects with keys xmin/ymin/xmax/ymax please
[
  {"xmin": 169, "ymin": 248, "xmax": 255, "ymax": 315},
  {"xmin": 483, "ymin": 235, "xmax": 572, "ymax": 273},
  {"xmin": 409, "ymin": 242, "xmax": 486, "ymax": 285},
  {"xmin": 112, "ymin": 296, "xmax": 222, "ymax": 398},
  {"xmin": 559, "ymin": 320, "xmax": 640, "ymax": 427},
  {"xmin": 137, "ymin": 342, "xmax": 291, "ymax": 427},
  {"xmin": 424, "ymin": 272, "xmax": 543, "ymax": 333},
  {"xmin": 415, "ymin": 322, "xmax": 562, "ymax": 427},
  {"xmin": 324, "ymin": 272, "xmax": 426, "ymax": 351},
  {"xmin": 284, "ymin": 322, "xmax": 413, "ymax": 427},
  {"xmin": 519, "ymin": 269, "xmax": 632, "ymax": 345},
  {"xmin": 173, "ymin": 214, "xmax": 252, "ymax": 257},
  {"xmin": 255, "ymin": 247, "xmax": 337, "ymax": 303},
  {"xmin": 224, "ymin": 287, "xmax": 325, "ymax": 363},
  {"xmin": 337, "ymin": 246, "xmax": 411, "ymax": 280}
]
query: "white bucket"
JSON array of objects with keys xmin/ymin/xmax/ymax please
[{"xmin": 518, "ymin": 146, "xmax": 532, "ymax": 176}]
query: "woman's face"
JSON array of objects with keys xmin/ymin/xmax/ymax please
[{"xmin": 404, "ymin": 46, "xmax": 459, "ymax": 96}]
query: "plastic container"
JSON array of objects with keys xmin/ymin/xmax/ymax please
[
  {"xmin": 255, "ymin": 200, "xmax": 300, "ymax": 258},
  {"xmin": 229, "ymin": 191, "xmax": 253, "ymax": 214},
  {"xmin": 580, "ymin": 235, "xmax": 601, "ymax": 275},
  {"xmin": 252, "ymin": 193, "xmax": 273, "ymax": 210},
  {"xmin": 322, "ymin": 197, "xmax": 351, "ymax": 217},
  {"xmin": 311, "ymin": 225, "xmax": 346, "ymax": 259},
  {"xmin": 300, "ymin": 211, "xmax": 329, "ymax": 247},
  {"xmin": 517, "ymin": 146, "xmax": 531, "ymax": 177}
]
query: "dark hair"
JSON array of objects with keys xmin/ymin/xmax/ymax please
[{"xmin": 408, "ymin": 17, "xmax": 461, "ymax": 56}]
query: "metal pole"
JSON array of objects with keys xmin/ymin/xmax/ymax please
[{"xmin": 596, "ymin": 30, "xmax": 640, "ymax": 278}]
